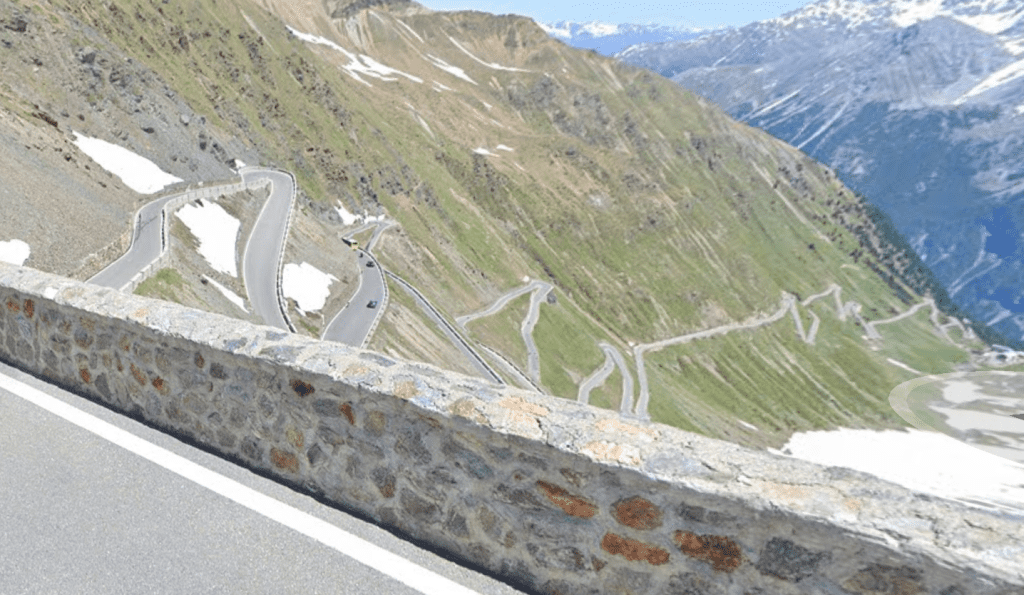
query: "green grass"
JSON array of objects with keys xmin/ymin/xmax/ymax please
[
  {"xmin": 59, "ymin": 0, "xmax": 982, "ymax": 448},
  {"xmin": 465, "ymin": 294, "xmax": 531, "ymax": 372},
  {"xmin": 135, "ymin": 268, "xmax": 186, "ymax": 304}
]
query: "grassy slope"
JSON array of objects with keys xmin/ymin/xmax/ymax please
[{"xmin": 49, "ymin": 0, "xmax": 986, "ymax": 449}]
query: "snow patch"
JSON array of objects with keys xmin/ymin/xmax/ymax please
[
  {"xmin": 335, "ymin": 201, "xmax": 360, "ymax": 226},
  {"xmin": 496, "ymin": 144, "xmax": 514, "ymax": 152},
  {"xmin": 537, "ymin": 22, "xmax": 572, "ymax": 38},
  {"xmin": 176, "ymin": 199, "xmax": 240, "ymax": 277},
  {"xmin": 448, "ymin": 37, "xmax": 530, "ymax": 72},
  {"xmin": 473, "ymin": 147, "xmax": 498, "ymax": 156},
  {"xmin": 956, "ymin": 56, "xmax": 1024, "ymax": 103},
  {"xmin": 425, "ymin": 54, "xmax": 477, "ymax": 84},
  {"xmin": 394, "ymin": 19, "xmax": 424, "ymax": 43},
  {"xmin": 0, "ymin": 239, "xmax": 30, "ymax": 266},
  {"xmin": 1016, "ymin": 104, "xmax": 1024, "ymax": 115},
  {"xmin": 737, "ymin": 419, "xmax": 759, "ymax": 431},
  {"xmin": 71, "ymin": 131, "xmax": 182, "ymax": 194},
  {"xmin": 287, "ymin": 27, "xmax": 422, "ymax": 85},
  {"xmin": 580, "ymin": 22, "xmax": 620, "ymax": 37},
  {"xmin": 955, "ymin": 8, "xmax": 1024, "ymax": 34},
  {"xmin": 890, "ymin": 0, "xmax": 945, "ymax": 28},
  {"xmin": 432, "ymin": 80, "xmax": 453, "ymax": 92},
  {"xmin": 203, "ymin": 276, "xmax": 247, "ymax": 312},
  {"xmin": 886, "ymin": 358, "xmax": 923, "ymax": 375},
  {"xmin": 771, "ymin": 427, "xmax": 1024, "ymax": 513},
  {"xmin": 283, "ymin": 262, "xmax": 337, "ymax": 314}
]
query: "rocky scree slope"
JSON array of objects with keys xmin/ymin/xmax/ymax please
[
  {"xmin": 0, "ymin": 0, "xmax": 260, "ymax": 279},
  {"xmin": 0, "ymin": 0, "xmax": 993, "ymax": 450},
  {"xmin": 617, "ymin": 0, "xmax": 1024, "ymax": 345}
]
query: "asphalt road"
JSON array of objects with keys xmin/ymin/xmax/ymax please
[
  {"xmin": 88, "ymin": 193, "xmax": 181, "ymax": 289},
  {"xmin": 241, "ymin": 169, "xmax": 295, "ymax": 331},
  {"xmin": 322, "ymin": 249, "xmax": 387, "ymax": 346},
  {"xmin": 0, "ymin": 361, "xmax": 525, "ymax": 595}
]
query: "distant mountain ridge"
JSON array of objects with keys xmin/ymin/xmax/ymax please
[
  {"xmin": 617, "ymin": 0, "xmax": 1024, "ymax": 345},
  {"xmin": 538, "ymin": 20, "xmax": 709, "ymax": 55}
]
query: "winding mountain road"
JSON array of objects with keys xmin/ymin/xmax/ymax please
[
  {"xmin": 322, "ymin": 249, "xmax": 387, "ymax": 347},
  {"xmin": 240, "ymin": 168, "xmax": 296, "ymax": 332},
  {"xmin": 631, "ymin": 293, "xmax": 798, "ymax": 420},
  {"xmin": 88, "ymin": 192, "xmax": 188, "ymax": 290},
  {"xmin": 457, "ymin": 279, "xmax": 551, "ymax": 387},
  {"xmin": 577, "ymin": 342, "xmax": 633, "ymax": 409},
  {"xmin": 90, "ymin": 168, "xmax": 295, "ymax": 333}
]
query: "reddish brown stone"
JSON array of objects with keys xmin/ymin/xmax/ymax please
[
  {"xmin": 79, "ymin": 368, "xmax": 91, "ymax": 383},
  {"xmin": 536, "ymin": 480, "xmax": 598, "ymax": 518},
  {"xmin": 23, "ymin": 299, "xmax": 33, "ymax": 318},
  {"xmin": 270, "ymin": 447, "xmax": 300, "ymax": 474},
  {"xmin": 613, "ymin": 496, "xmax": 663, "ymax": 530},
  {"xmin": 194, "ymin": 352, "xmax": 205, "ymax": 368},
  {"xmin": 6, "ymin": 299, "xmax": 20, "ymax": 313},
  {"xmin": 673, "ymin": 530, "xmax": 743, "ymax": 572},
  {"xmin": 601, "ymin": 533, "xmax": 670, "ymax": 565},
  {"xmin": 129, "ymin": 363, "xmax": 146, "ymax": 385},
  {"xmin": 152, "ymin": 377, "xmax": 165, "ymax": 392},
  {"xmin": 340, "ymin": 402, "xmax": 355, "ymax": 425},
  {"xmin": 290, "ymin": 378, "xmax": 314, "ymax": 397},
  {"xmin": 591, "ymin": 556, "xmax": 606, "ymax": 572}
]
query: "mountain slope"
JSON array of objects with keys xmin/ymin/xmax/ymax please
[
  {"xmin": 538, "ymin": 21, "xmax": 706, "ymax": 56},
  {"xmin": 0, "ymin": 0, "xmax": 994, "ymax": 450},
  {"xmin": 617, "ymin": 0, "xmax": 1024, "ymax": 345}
]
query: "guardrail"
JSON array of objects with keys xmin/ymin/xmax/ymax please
[
  {"xmin": 255, "ymin": 167, "xmax": 298, "ymax": 335},
  {"xmin": 361, "ymin": 253, "xmax": 389, "ymax": 349},
  {"xmin": 120, "ymin": 176, "xmax": 271, "ymax": 294},
  {"xmin": 474, "ymin": 340, "xmax": 543, "ymax": 393},
  {"xmin": 385, "ymin": 270, "xmax": 504, "ymax": 384}
]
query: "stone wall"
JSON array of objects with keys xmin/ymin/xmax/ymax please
[{"xmin": 1, "ymin": 262, "xmax": 1022, "ymax": 595}]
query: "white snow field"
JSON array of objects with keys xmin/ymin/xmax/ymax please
[
  {"xmin": 175, "ymin": 199, "xmax": 241, "ymax": 277},
  {"xmin": 0, "ymin": 239, "xmax": 30, "ymax": 266},
  {"xmin": 283, "ymin": 262, "xmax": 337, "ymax": 314},
  {"xmin": 771, "ymin": 427, "xmax": 1024, "ymax": 514},
  {"xmin": 71, "ymin": 131, "xmax": 182, "ymax": 194},
  {"xmin": 202, "ymin": 275, "xmax": 247, "ymax": 313}
]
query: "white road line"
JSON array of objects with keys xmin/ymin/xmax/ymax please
[{"xmin": 0, "ymin": 372, "xmax": 481, "ymax": 595}]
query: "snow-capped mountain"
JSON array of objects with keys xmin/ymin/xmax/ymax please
[
  {"xmin": 538, "ymin": 21, "xmax": 707, "ymax": 56},
  {"xmin": 617, "ymin": 0, "xmax": 1024, "ymax": 344}
]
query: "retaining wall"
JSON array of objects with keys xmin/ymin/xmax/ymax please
[{"xmin": 0, "ymin": 262, "xmax": 1022, "ymax": 595}]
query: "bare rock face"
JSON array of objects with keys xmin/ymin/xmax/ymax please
[{"xmin": 327, "ymin": 0, "xmax": 422, "ymax": 20}]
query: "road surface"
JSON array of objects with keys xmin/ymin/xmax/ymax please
[
  {"xmin": 88, "ymin": 193, "xmax": 183, "ymax": 289},
  {"xmin": 577, "ymin": 342, "xmax": 633, "ymax": 408},
  {"xmin": 0, "ymin": 361, "xmax": 524, "ymax": 595},
  {"xmin": 241, "ymin": 168, "xmax": 296, "ymax": 331},
  {"xmin": 322, "ymin": 249, "xmax": 387, "ymax": 346}
]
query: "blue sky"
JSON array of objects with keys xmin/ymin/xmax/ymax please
[{"xmin": 416, "ymin": 0, "xmax": 815, "ymax": 29}]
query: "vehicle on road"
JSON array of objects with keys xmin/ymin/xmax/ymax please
[
  {"xmin": 367, "ymin": 300, "xmax": 378, "ymax": 308},
  {"xmin": 366, "ymin": 260, "xmax": 376, "ymax": 268}
]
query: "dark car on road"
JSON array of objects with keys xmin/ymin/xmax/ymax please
[
  {"xmin": 367, "ymin": 300, "xmax": 378, "ymax": 308},
  {"xmin": 366, "ymin": 260, "xmax": 376, "ymax": 267}
]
